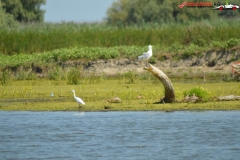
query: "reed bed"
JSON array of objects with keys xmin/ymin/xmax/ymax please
[{"xmin": 1, "ymin": 20, "xmax": 240, "ymax": 55}]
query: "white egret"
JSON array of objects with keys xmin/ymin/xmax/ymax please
[
  {"xmin": 71, "ymin": 90, "xmax": 85, "ymax": 107},
  {"xmin": 138, "ymin": 45, "xmax": 152, "ymax": 65}
]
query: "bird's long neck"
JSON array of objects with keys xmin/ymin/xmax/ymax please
[
  {"xmin": 149, "ymin": 48, "xmax": 152, "ymax": 55},
  {"xmin": 73, "ymin": 92, "xmax": 76, "ymax": 98}
]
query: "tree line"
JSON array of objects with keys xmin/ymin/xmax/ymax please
[
  {"xmin": 0, "ymin": 0, "xmax": 240, "ymax": 28},
  {"xmin": 106, "ymin": 0, "xmax": 240, "ymax": 25}
]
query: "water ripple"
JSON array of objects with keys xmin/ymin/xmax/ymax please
[{"xmin": 0, "ymin": 111, "xmax": 240, "ymax": 160}]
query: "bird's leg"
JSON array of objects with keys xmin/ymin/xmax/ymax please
[{"xmin": 78, "ymin": 104, "xmax": 82, "ymax": 110}]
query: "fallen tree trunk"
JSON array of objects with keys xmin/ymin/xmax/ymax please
[
  {"xmin": 218, "ymin": 95, "xmax": 240, "ymax": 101},
  {"xmin": 144, "ymin": 64, "xmax": 175, "ymax": 103}
]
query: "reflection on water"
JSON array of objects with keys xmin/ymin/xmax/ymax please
[{"xmin": 0, "ymin": 111, "xmax": 240, "ymax": 160}]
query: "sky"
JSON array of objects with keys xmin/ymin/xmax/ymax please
[{"xmin": 41, "ymin": 0, "xmax": 115, "ymax": 23}]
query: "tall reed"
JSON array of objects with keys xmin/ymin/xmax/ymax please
[{"xmin": 1, "ymin": 20, "xmax": 240, "ymax": 55}]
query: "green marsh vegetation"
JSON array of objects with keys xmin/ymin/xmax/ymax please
[
  {"xmin": 1, "ymin": 20, "xmax": 240, "ymax": 111},
  {"xmin": 0, "ymin": 20, "xmax": 240, "ymax": 54},
  {"xmin": 0, "ymin": 20, "xmax": 240, "ymax": 70},
  {"xmin": 0, "ymin": 78, "xmax": 240, "ymax": 111}
]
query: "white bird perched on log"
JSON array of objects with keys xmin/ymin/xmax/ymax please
[
  {"xmin": 71, "ymin": 90, "xmax": 85, "ymax": 107},
  {"xmin": 138, "ymin": 45, "xmax": 152, "ymax": 65}
]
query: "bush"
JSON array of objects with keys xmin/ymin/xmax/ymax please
[
  {"xmin": 183, "ymin": 86, "xmax": 211, "ymax": 101},
  {"xmin": 0, "ymin": 3, "xmax": 19, "ymax": 29},
  {"xmin": 67, "ymin": 68, "xmax": 81, "ymax": 85},
  {"xmin": 122, "ymin": 71, "xmax": 137, "ymax": 84},
  {"xmin": 226, "ymin": 38, "xmax": 239, "ymax": 49},
  {"xmin": 181, "ymin": 44, "xmax": 198, "ymax": 59},
  {"xmin": 0, "ymin": 69, "xmax": 12, "ymax": 85},
  {"xmin": 47, "ymin": 67, "xmax": 64, "ymax": 81}
]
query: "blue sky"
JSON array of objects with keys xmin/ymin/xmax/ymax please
[{"xmin": 41, "ymin": 0, "xmax": 115, "ymax": 23}]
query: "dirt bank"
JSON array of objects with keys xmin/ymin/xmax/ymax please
[
  {"xmin": 5, "ymin": 49, "xmax": 240, "ymax": 80},
  {"xmin": 61, "ymin": 49, "xmax": 240, "ymax": 77}
]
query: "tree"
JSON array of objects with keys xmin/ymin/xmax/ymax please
[
  {"xmin": 0, "ymin": 1, "xmax": 19, "ymax": 28},
  {"xmin": 106, "ymin": 0, "xmax": 169, "ymax": 25},
  {"xmin": 1, "ymin": 0, "xmax": 46, "ymax": 22},
  {"xmin": 106, "ymin": 0, "xmax": 131, "ymax": 25},
  {"xmin": 106, "ymin": 0, "xmax": 240, "ymax": 25}
]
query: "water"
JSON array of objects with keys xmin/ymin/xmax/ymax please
[{"xmin": 1, "ymin": 111, "xmax": 240, "ymax": 160}]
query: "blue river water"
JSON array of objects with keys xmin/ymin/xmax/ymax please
[{"xmin": 0, "ymin": 111, "xmax": 240, "ymax": 160}]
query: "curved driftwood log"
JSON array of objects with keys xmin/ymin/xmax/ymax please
[{"xmin": 144, "ymin": 64, "xmax": 175, "ymax": 103}]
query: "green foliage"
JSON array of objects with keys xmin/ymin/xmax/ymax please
[
  {"xmin": 183, "ymin": 21, "xmax": 215, "ymax": 46},
  {"xmin": 1, "ymin": 20, "xmax": 240, "ymax": 55},
  {"xmin": 149, "ymin": 57, "xmax": 156, "ymax": 64},
  {"xmin": 106, "ymin": 0, "xmax": 240, "ymax": 25},
  {"xmin": 67, "ymin": 68, "xmax": 81, "ymax": 85},
  {"xmin": 25, "ymin": 71, "xmax": 37, "ymax": 80},
  {"xmin": 0, "ymin": 69, "xmax": 12, "ymax": 85},
  {"xmin": 183, "ymin": 86, "xmax": 211, "ymax": 101},
  {"xmin": 0, "ymin": 46, "xmax": 141, "ymax": 67},
  {"xmin": 181, "ymin": 44, "xmax": 199, "ymax": 59},
  {"xmin": 1, "ymin": 0, "xmax": 46, "ymax": 22},
  {"xmin": 15, "ymin": 69, "xmax": 36, "ymax": 80},
  {"xmin": 107, "ymin": 0, "xmax": 175, "ymax": 25},
  {"xmin": 122, "ymin": 71, "xmax": 137, "ymax": 84},
  {"xmin": 47, "ymin": 66, "xmax": 64, "ymax": 81},
  {"xmin": 226, "ymin": 38, "xmax": 239, "ymax": 49},
  {"xmin": 1, "ymin": 37, "xmax": 240, "ymax": 69},
  {"xmin": 168, "ymin": 43, "xmax": 183, "ymax": 52},
  {"xmin": 0, "ymin": 2, "xmax": 19, "ymax": 29},
  {"xmin": 211, "ymin": 38, "xmax": 240, "ymax": 50},
  {"xmin": 106, "ymin": 0, "xmax": 240, "ymax": 26}
]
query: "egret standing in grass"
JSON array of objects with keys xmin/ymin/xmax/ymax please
[
  {"xmin": 138, "ymin": 45, "xmax": 152, "ymax": 65},
  {"xmin": 71, "ymin": 90, "xmax": 85, "ymax": 107}
]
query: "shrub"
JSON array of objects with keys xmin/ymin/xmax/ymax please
[
  {"xmin": 122, "ymin": 71, "xmax": 137, "ymax": 84},
  {"xmin": 183, "ymin": 86, "xmax": 211, "ymax": 101},
  {"xmin": 67, "ymin": 68, "xmax": 81, "ymax": 85},
  {"xmin": 226, "ymin": 38, "xmax": 239, "ymax": 49},
  {"xmin": 47, "ymin": 67, "xmax": 64, "ymax": 81},
  {"xmin": 0, "ymin": 69, "xmax": 12, "ymax": 85},
  {"xmin": 181, "ymin": 44, "xmax": 198, "ymax": 59}
]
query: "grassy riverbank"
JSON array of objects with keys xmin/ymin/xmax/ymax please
[
  {"xmin": 0, "ymin": 80, "xmax": 239, "ymax": 111},
  {"xmin": 1, "ymin": 20, "xmax": 240, "ymax": 78},
  {"xmin": 1, "ymin": 39, "xmax": 240, "ymax": 69}
]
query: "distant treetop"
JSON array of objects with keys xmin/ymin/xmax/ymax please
[
  {"xmin": 106, "ymin": 0, "xmax": 240, "ymax": 25},
  {"xmin": 1, "ymin": 0, "xmax": 46, "ymax": 23}
]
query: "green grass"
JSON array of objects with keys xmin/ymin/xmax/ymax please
[
  {"xmin": 0, "ymin": 46, "xmax": 142, "ymax": 67},
  {"xmin": 1, "ymin": 39, "xmax": 240, "ymax": 69},
  {"xmin": 1, "ymin": 20, "xmax": 240, "ymax": 55},
  {"xmin": 0, "ymin": 80, "xmax": 240, "ymax": 111}
]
